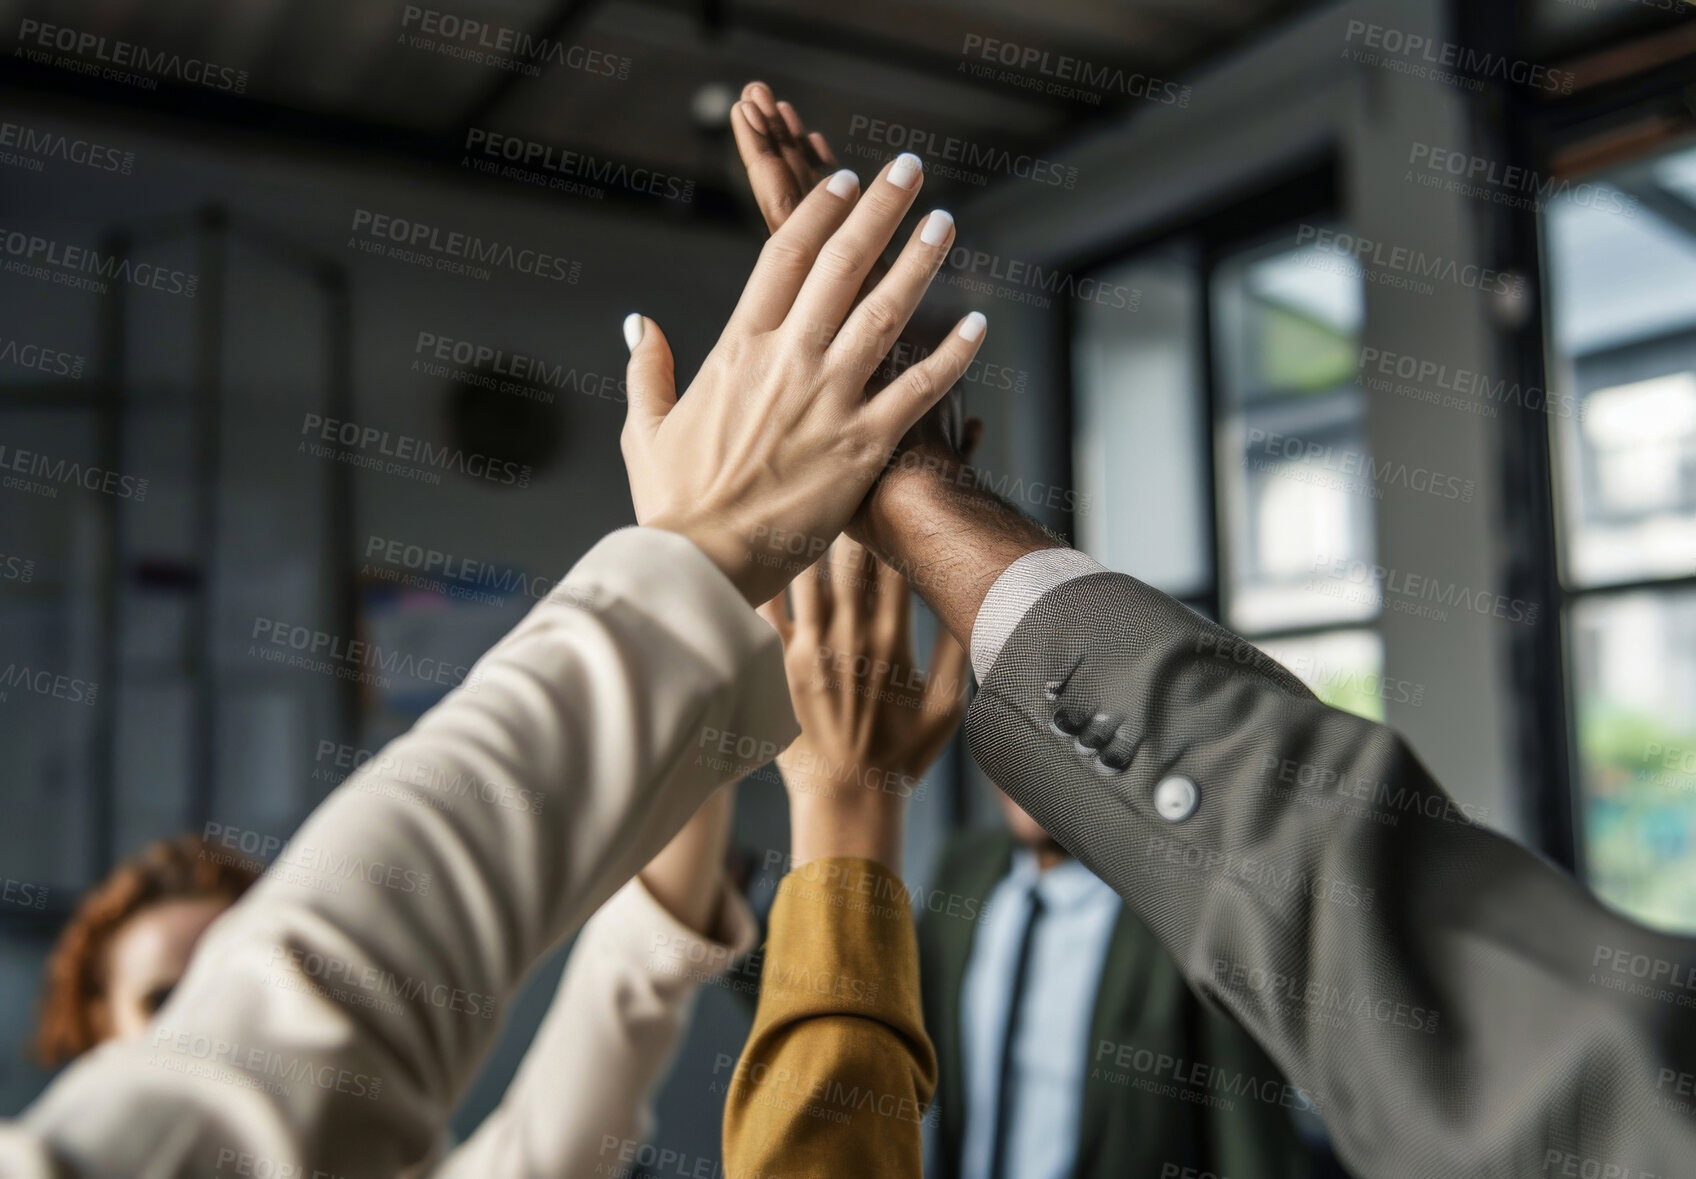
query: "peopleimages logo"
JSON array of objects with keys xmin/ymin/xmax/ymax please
[
  {"xmin": 0, "ymin": 443, "xmax": 149, "ymax": 501},
  {"xmin": 348, "ymin": 209, "xmax": 582, "ymax": 283},
  {"xmin": 1244, "ymin": 427, "xmax": 1475, "ymax": 503},
  {"xmin": 412, "ymin": 331, "xmax": 626, "ymax": 407},
  {"xmin": 939, "ymin": 245, "xmax": 1139, "ymax": 311},
  {"xmin": 0, "ymin": 335, "xmax": 84, "ymax": 379},
  {"xmin": 1358, "ymin": 346, "xmax": 1583, "ymax": 422},
  {"xmin": 1311, "ymin": 554, "xmax": 1539, "ymax": 626},
  {"xmin": 0, "ymin": 228, "xmax": 198, "ymax": 297},
  {"xmin": 958, "ymin": 34, "xmax": 1191, "ymax": 108},
  {"xmin": 844, "ymin": 115, "xmax": 1077, "ymax": 189},
  {"xmin": 0, "ymin": 664, "xmax": 98, "ymax": 706},
  {"xmin": 1296, "ymin": 225, "xmax": 1524, "ymax": 298},
  {"xmin": 0, "ymin": 121, "xmax": 133, "ymax": 174},
  {"xmin": 1342, "ymin": 20, "xmax": 1574, "ymax": 94},
  {"xmin": 250, "ymin": 616, "xmax": 481, "ymax": 693},
  {"xmin": 363, "ymin": 532, "xmax": 556, "ymax": 605},
  {"xmin": 1406, "ymin": 143, "xmax": 1638, "ymax": 219},
  {"xmin": 463, "ymin": 129, "xmax": 694, "ymax": 203},
  {"xmin": 15, "ymin": 20, "xmax": 248, "ymax": 93},
  {"xmin": 298, "ymin": 412, "xmax": 531, "ymax": 488},
  {"xmin": 399, "ymin": 6, "xmax": 632, "ymax": 80},
  {"xmin": 0, "ymin": 553, "xmax": 36, "ymax": 583}
]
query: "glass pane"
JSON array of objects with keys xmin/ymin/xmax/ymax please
[
  {"xmin": 1255, "ymin": 630, "xmax": 1388, "ymax": 723},
  {"xmin": 1545, "ymin": 138, "xmax": 1696, "ymax": 588},
  {"xmin": 1570, "ymin": 588, "xmax": 1696, "ymax": 935},
  {"xmin": 1213, "ymin": 232, "xmax": 1377, "ymax": 633},
  {"xmin": 1071, "ymin": 247, "xmax": 1210, "ymax": 598}
]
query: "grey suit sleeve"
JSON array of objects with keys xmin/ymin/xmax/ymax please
[{"xmin": 963, "ymin": 571, "xmax": 1696, "ymax": 1178}]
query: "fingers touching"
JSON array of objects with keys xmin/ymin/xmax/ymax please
[
  {"xmin": 829, "ymin": 210, "xmax": 955, "ymax": 376},
  {"xmin": 736, "ymin": 83, "xmax": 835, "ymax": 223},
  {"xmin": 787, "ymin": 152, "xmax": 926, "ymax": 343},
  {"xmin": 733, "ymin": 100, "xmax": 808, "ymax": 232},
  {"xmin": 865, "ymin": 311, "xmax": 987, "ymax": 440},
  {"xmin": 731, "ymin": 169, "xmax": 861, "ymax": 334}
]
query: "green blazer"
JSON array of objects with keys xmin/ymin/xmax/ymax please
[{"xmin": 917, "ymin": 828, "xmax": 1316, "ymax": 1179}]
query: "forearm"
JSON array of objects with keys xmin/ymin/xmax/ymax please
[
  {"xmin": 964, "ymin": 571, "xmax": 1696, "ymax": 1175},
  {"xmin": 433, "ymin": 876, "xmax": 758, "ymax": 1179},
  {"xmin": 784, "ymin": 778, "xmax": 905, "ymax": 873},
  {"xmin": 723, "ymin": 858, "xmax": 935, "ymax": 1179},
  {"xmin": 9, "ymin": 529, "xmax": 798, "ymax": 1179},
  {"xmin": 639, "ymin": 782, "xmax": 737, "ymax": 936},
  {"xmin": 856, "ymin": 444, "xmax": 1060, "ymax": 650}
]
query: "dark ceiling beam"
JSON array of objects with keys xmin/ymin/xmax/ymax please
[
  {"xmin": 1034, "ymin": 0, "xmax": 1326, "ymax": 146},
  {"xmin": 0, "ymin": 53, "xmax": 744, "ymax": 226},
  {"xmin": 695, "ymin": 4, "xmax": 1103, "ymax": 111}
]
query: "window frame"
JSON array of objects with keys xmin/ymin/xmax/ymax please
[
  {"xmin": 1447, "ymin": 0, "xmax": 1696, "ymax": 887},
  {"xmin": 1061, "ymin": 159, "xmax": 1396, "ymax": 714}
]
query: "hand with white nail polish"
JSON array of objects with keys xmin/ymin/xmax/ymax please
[
  {"xmin": 729, "ymin": 82, "xmax": 1047, "ymax": 654},
  {"xmin": 733, "ymin": 82, "xmax": 979, "ymax": 464},
  {"xmin": 620, "ymin": 156, "xmax": 984, "ymax": 606}
]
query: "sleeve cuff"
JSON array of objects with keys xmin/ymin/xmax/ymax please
[
  {"xmin": 970, "ymin": 548, "xmax": 1107, "ymax": 682},
  {"xmin": 584, "ymin": 875, "xmax": 759, "ymax": 986}
]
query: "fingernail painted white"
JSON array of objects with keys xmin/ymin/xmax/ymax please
[
  {"xmin": 826, "ymin": 169, "xmax": 859, "ymax": 198},
  {"xmin": 888, "ymin": 152, "xmax": 923, "ymax": 189},
  {"xmin": 920, "ymin": 210, "xmax": 954, "ymax": 247}
]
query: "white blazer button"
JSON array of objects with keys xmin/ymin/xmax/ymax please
[{"xmin": 1153, "ymin": 775, "xmax": 1198, "ymax": 822}]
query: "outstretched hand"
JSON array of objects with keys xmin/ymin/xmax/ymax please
[
  {"xmin": 733, "ymin": 81, "xmax": 968, "ymax": 452},
  {"xmin": 731, "ymin": 83, "xmax": 840, "ymax": 232},
  {"xmin": 757, "ymin": 539, "xmax": 968, "ymax": 870},
  {"xmin": 621, "ymin": 153, "xmax": 985, "ymax": 606}
]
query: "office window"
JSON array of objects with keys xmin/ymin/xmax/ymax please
[
  {"xmin": 1072, "ymin": 224, "xmax": 1382, "ymax": 719},
  {"xmin": 1072, "ymin": 246, "xmax": 1211, "ymax": 605},
  {"xmin": 1544, "ymin": 138, "xmax": 1696, "ymax": 933},
  {"xmin": 1215, "ymin": 232, "xmax": 1382, "ymax": 719}
]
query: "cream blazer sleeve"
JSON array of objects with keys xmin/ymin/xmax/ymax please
[
  {"xmin": 0, "ymin": 527, "xmax": 797, "ymax": 1179},
  {"xmin": 425, "ymin": 876, "xmax": 758, "ymax": 1179}
]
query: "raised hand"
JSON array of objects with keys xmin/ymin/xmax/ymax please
[
  {"xmin": 757, "ymin": 539, "xmax": 969, "ymax": 869},
  {"xmin": 731, "ymin": 82, "xmax": 840, "ymax": 231},
  {"xmin": 732, "ymin": 81, "xmax": 968, "ymax": 454},
  {"xmin": 621, "ymin": 154, "xmax": 986, "ymax": 606}
]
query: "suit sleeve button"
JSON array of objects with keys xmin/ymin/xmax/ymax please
[
  {"xmin": 1153, "ymin": 775, "xmax": 1199, "ymax": 822},
  {"xmin": 1051, "ymin": 704, "xmax": 1089, "ymax": 736}
]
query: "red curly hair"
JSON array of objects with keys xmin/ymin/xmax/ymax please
[{"xmin": 33, "ymin": 833, "xmax": 259, "ymax": 1066}]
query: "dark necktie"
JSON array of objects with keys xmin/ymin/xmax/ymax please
[{"xmin": 988, "ymin": 886, "xmax": 1046, "ymax": 1179}]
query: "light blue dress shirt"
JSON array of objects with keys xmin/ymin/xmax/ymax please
[{"xmin": 956, "ymin": 850, "xmax": 1123, "ymax": 1179}]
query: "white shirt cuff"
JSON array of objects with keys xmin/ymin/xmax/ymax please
[{"xmin": 969, "ymin": 548, "xmax": 1108, "ymax": 682}]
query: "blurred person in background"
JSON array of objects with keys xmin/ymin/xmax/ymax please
[
  {"xmin": 34, "ymin": 835, "xmax": 258, "ymax": 1064},
  {"xmin": 30, "ymin": 807, "xmax": 760, "ymax": 1178},
  {"xmin": 920, "ymin": 790, "xmax": 1322, "ymax": 1179}
]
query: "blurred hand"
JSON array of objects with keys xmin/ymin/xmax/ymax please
[
  {"xmin": 757, "ymin": 539, "xmax": 969, "ymax": 870},
  {"xmin": 622, "ymin": 154, "xmax": 986, "ymax": 605},
  {"xmin": 732, "ymin": 82, "xmax": 840, "ymax": 236},
  {"xmin": 733, "ymin": 82, "xmax": 968, "ymax": 469}
]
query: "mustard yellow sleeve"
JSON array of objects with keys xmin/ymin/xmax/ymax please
[{"xmin": 722, "ymin": 858, "xmax": 937, "ymax": 1179}]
